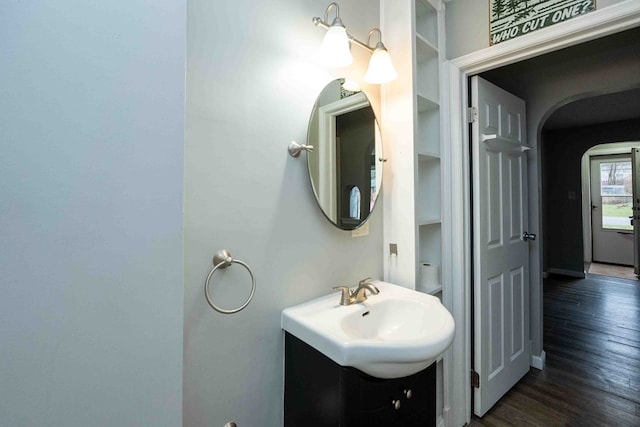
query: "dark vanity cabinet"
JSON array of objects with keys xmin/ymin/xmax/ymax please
[{"xmin": 284, "ymin": 333, "xmax": 436, "ymax": 427}]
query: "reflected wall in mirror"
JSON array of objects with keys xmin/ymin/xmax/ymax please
[{"xmin": 307, "ymin": 79, "xmax": 384, "ymax": 230}]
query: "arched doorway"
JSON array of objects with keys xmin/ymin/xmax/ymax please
[
  {"xmin": 540, "ymin": 90, "xmax": 640, "ymax": 280},
  {"xmin": 464, "ymin": 24, "xmax": 640, "ymax": 425}
]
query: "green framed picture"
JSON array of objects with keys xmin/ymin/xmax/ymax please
[{"xmin": 490, "ymin": 0, "xmax": 596, "ymax": 45}]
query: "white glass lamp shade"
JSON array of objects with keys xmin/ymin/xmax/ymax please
[
  {"xmin": 314, "ymin": 24, "xmax": 353, "ymax": 68},
  {"xmin": 364, "ymin": 45, "xmax": 398, "ymax": 84}
]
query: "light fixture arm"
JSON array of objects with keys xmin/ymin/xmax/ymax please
[
  {"xmin": 312, "ymin": 6, "xmax": 375, "ymax": 54},
  {"xmin": 367, "ymin": 28, "xmax": 385, "ymax": 50},
  {"xmin": 323, "ymin": 2, "xmax": 341, "ymax": 25},
  {"xmin": 312, "ymin": 2, "xmax": 397, "ymax": 84}
]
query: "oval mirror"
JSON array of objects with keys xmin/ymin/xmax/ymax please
[{"xmin": 307, "ymin": 79, "xmax": 384, "ymax": 230}]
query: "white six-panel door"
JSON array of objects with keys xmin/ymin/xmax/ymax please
[{"xmin": 471, "ymin": 76, "xmax": 531, "ymax": 417}]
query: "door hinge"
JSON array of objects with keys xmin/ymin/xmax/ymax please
[
  {"xmin": 467, "ymin": 107, "xmax": 478, "ymax": 123},
  {"xmin": 471, "ymin": 370, "xmax": 480, "ymax": 388}
]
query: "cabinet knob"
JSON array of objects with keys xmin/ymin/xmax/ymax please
[
  {"xmin": 404, "ymin": 389, "xmax": 413, "ymax": 399},
  {"xmin": 392, "ymin": 399, "xmax": 401, "ymax": 410}
]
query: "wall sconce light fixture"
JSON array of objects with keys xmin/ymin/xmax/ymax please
[
  {"xmin": 312, "ymin": 2, "xmax": 398, "ymax": 84},
  {"xmin": 313, "ymin": 3, "xmax": 353, "ymax": 68}
]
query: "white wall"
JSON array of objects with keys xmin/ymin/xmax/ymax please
[
  {"xmin": 445, "ymin": 0, "xmax": 628, "ymax": 58},
  {"xmin": 0, "ymin": 2, "xmax": 185, "ymax": 426},
  {"xmin": 184, "ymin": 1, "xmax": 383, "ymax": 426}
]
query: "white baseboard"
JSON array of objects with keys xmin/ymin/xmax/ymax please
[
  {"xmin": 531, "ymin": 350, "xmax": 546, "ymax": 370},
  {"xmin": 442, "ymin": 407, "xmax": 451, "ymax": 427},
  {"xmin": 547, "ymin": 268, "xmax": 585, "ymax": 278}
]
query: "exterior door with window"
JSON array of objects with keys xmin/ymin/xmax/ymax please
[{"xmin": 590, "ymin": 155, "xmax": 634, "ymax": 266}]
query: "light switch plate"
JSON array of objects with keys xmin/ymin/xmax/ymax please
[{"xmin": 351, "ymin": 221, "xmax": 369, "ymax": 237}]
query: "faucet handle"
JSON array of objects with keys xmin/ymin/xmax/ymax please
[
  {"xmin": 333, "ymin": 286, "xmax": 353, "ymax": 306},
  {"xmin": 358, "ymin": 277, "xmax": 373, "ymax": 286}
]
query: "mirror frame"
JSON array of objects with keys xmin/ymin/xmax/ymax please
[{"xmin": 306, "ymin": 79, "xmax": 384, "ymax": 230}]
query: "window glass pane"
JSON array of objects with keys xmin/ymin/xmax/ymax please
[{"xmin": 599, "ymin": 160, "xmax": 632, "ymax": 230}]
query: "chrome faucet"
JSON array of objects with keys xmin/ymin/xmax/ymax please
[{"xmin": 333, "ymin": 277, "xmax": 380, "ymax": 306}]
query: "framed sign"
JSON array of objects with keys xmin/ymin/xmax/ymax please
[{"xmin": 490, "ymin": 0, "xmax": 596, "ymax": 45}]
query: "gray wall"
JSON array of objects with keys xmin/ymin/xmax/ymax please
[
  {"xmin": 0, "ymin": 2, "xmax": 185, "ymax": 426},
  {"xmin": 446, "ymin": 0, "xmax": 627, "ymax": 59},
  {"xmin": 184, "ymin": 1, "xmax": 383, "ymax": 426},
  {"xmin": 543, "ymin": 120, "xmax": 640, "ymax": 273}
]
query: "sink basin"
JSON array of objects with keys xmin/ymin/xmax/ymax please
[{"xmin": 281, "ymin": 280, "xmax": 455, "ymax": 379}]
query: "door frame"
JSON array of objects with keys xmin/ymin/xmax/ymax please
[
  {"xmin": 318, "ymin": 92, "xmax": 370, "ymax": 223},
  {"xmin": 580, "ymin": 142, "xmax": 640, "ymax": 265},
  {"xmin": 589, "ymin": 154, "xmax": 634, "ymax": 265},
  {"xmin": 442, "ymin": 4, "xmax": 640, "ymax": 426}
]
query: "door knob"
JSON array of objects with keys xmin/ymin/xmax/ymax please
[{"xmin": 523, "ymin": 232, "xmax": 536, "ymax": 241}]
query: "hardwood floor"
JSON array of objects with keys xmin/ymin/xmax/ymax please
[{"xmin": 468, "ymin": 274, "xmax": 640, "ymax": 426}]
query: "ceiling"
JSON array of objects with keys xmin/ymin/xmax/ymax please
[
  {"xmin": 544, "ymin": 88, "xmax": 640, "ymax": 130},
  {"xmin": 481, "ymin": 26, "xmax": 640, "ymax": 131}
]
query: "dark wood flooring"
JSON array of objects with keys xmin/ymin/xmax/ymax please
[{"xmin": 468, "ymin": 273, "xmax": 640, "ymax": 426}]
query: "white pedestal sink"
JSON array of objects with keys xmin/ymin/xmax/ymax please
[{"xmin": 281, "ymin": 280, "xmax": 455, "ymax": 379}]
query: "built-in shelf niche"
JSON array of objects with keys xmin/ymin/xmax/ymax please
[
  {"xmin": 417, "ymin": 97, "xmax": 440, "ymax": 156},
  {"xmin": 417, "ymin": 156, "xmax": 441, "ymax": 223},
  {"xmin": 416, "ymin": 52, "xmax": 439, "ymax": 102},
  {"xmin": 415, "ymin": 0, "xmax": 442, "ymax": 302},
  {"xmin": 415, "ymin": 0, "xmax": 438, "ymax": 47},
  {"xmin": 416, "ymin": 2, "xmax": 445, "ymax": 426},
  {"xmin": 382, "ymin": 0, "xmax": 443, "ymax": 290},
  {"xmin": 419, "ymin": 223, "xmax": 442, "ymax": 284},
  {"xmin": 382, "ymin": 0, "xmax": 446, "ymax": 423}
]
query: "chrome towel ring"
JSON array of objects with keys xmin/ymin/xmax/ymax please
[{"xmin": 204, "ymin": 249, "xmax": 256, "ymax": 314}]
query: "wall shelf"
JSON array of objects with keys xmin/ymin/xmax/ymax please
[
  {"xmin": 419, "ymin": 218, "xmax": 441, "ymax": 226},
  {"xmin": 416, "ymin": 34, "xmax": 438, "ymax": 59},
  {"xmin": 382, "ymin": 0, "xmax": 446, "ymax": 422},
  {"xmin": 417, "ymin": 94, "xmax": 439, "ymax": 111},
  {"xmin": 415, "ymin": 0, "xmax": 438, "ymax": 47},
  {"xmin": 382, "ymin": 0, "xmax": 444, "ymax": 295},
  {"xmin": 422, "ymin": 285, "xmax": 442, "ymax": 295},
  {"xmin": 418, "ymin": 151, "xmax": 440, "ymax": 160},
  {"xmin": 417, "ymin": 63, "xmax": 439, "ymax": 101},
  {"xmin": 419, "ymin": 223, "xmax": 442, "ymax": 277},
  {"xmin": 417, "ymin": 104, "xmax": 440, "ymax": 156},
  {"xmin": 418, "ymin": 157, "xmax": 441, "ymax": 226}
]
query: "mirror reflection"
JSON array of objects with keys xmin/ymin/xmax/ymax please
[{"xmin": 307, "ymin": 79, "xmax": 383, "ymax": 230}]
